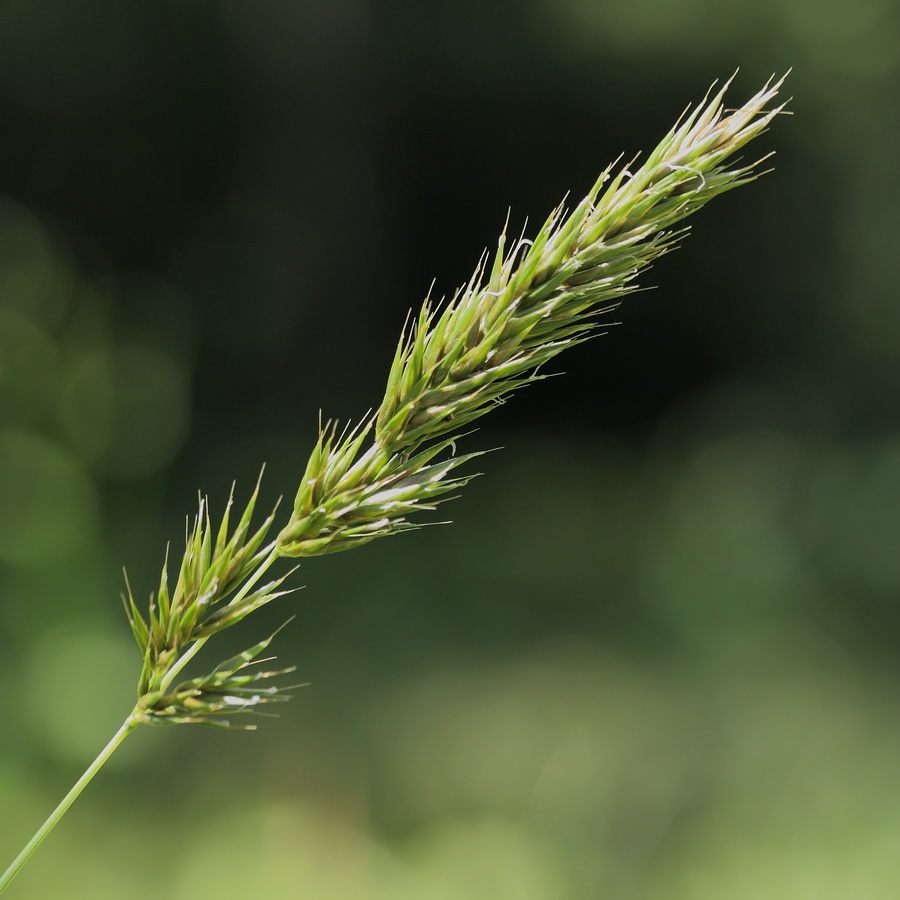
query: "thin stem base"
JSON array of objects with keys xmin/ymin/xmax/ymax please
[{"xmin": 0, "ymin": 712, "xmax": 140, "ymax": 895}]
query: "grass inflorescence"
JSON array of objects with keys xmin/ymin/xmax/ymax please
[{"xmin": 0, "ymin": 73, "xmax": 788, "ymax": 894}]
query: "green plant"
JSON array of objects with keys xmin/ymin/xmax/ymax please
[{"xmin": 0, "ymin": 74, "xmax": 787, "ymax": 894}]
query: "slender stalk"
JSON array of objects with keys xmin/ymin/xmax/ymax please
[
  {"xmin": 0, "ymin": 713, "xmax": 140, "ymax": 894},
  {"xmin": 0, "ymin": 545, "xmax": 283, "ymax": 895}
]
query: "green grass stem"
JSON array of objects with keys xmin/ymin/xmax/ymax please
[{"xmin": 0, "ymin": 716, "xmax": 139, "ymax": 894}]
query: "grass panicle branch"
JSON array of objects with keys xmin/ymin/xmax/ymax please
[
  {"xmin": 138, "ymin": 627, "xmax": 298, "ymax": 729},
  {"xmin": 0, "ymin": 73, "xmax": 787, "ymax": 895},
  {"xmin": 124, "ymin": 474, "xmax": 296, "ymax": 728}
]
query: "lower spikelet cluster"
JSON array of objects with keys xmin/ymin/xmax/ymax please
[{"xmin": 124, "ymin": 477, "xmax": 296, "ymax": 728}]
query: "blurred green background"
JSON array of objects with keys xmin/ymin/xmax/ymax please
[{"xmin": 1, "ymin": 1, "xmax": 899, "ymax": 897}]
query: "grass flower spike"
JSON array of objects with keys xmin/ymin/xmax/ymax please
[{"xmin": 0, "ymin": 74, "xmax": 787, "ymax": 894}]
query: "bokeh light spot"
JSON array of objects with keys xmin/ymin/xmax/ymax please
[
  {"xmin": 0, "ymin": 199, "xmax": 70, "ymax": 328},
  {"xmin": 0, "ymin": 308, "xmax": 59, "ymax": 427},
  {"xmin": 24, "ymin": 626, "xmax": 135, "ymax": 765},
  {"xmin": 0, "ymin": 428, "xmax": 98, "ymax": 565},
  {"xmin": 58, "ymin": 341, "xmax": 189, "ymax": 478}
]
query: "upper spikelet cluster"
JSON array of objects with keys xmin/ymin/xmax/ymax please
[{"xmin": 275, "ymin": 75, "xmax": 788, "ymax": 558}]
